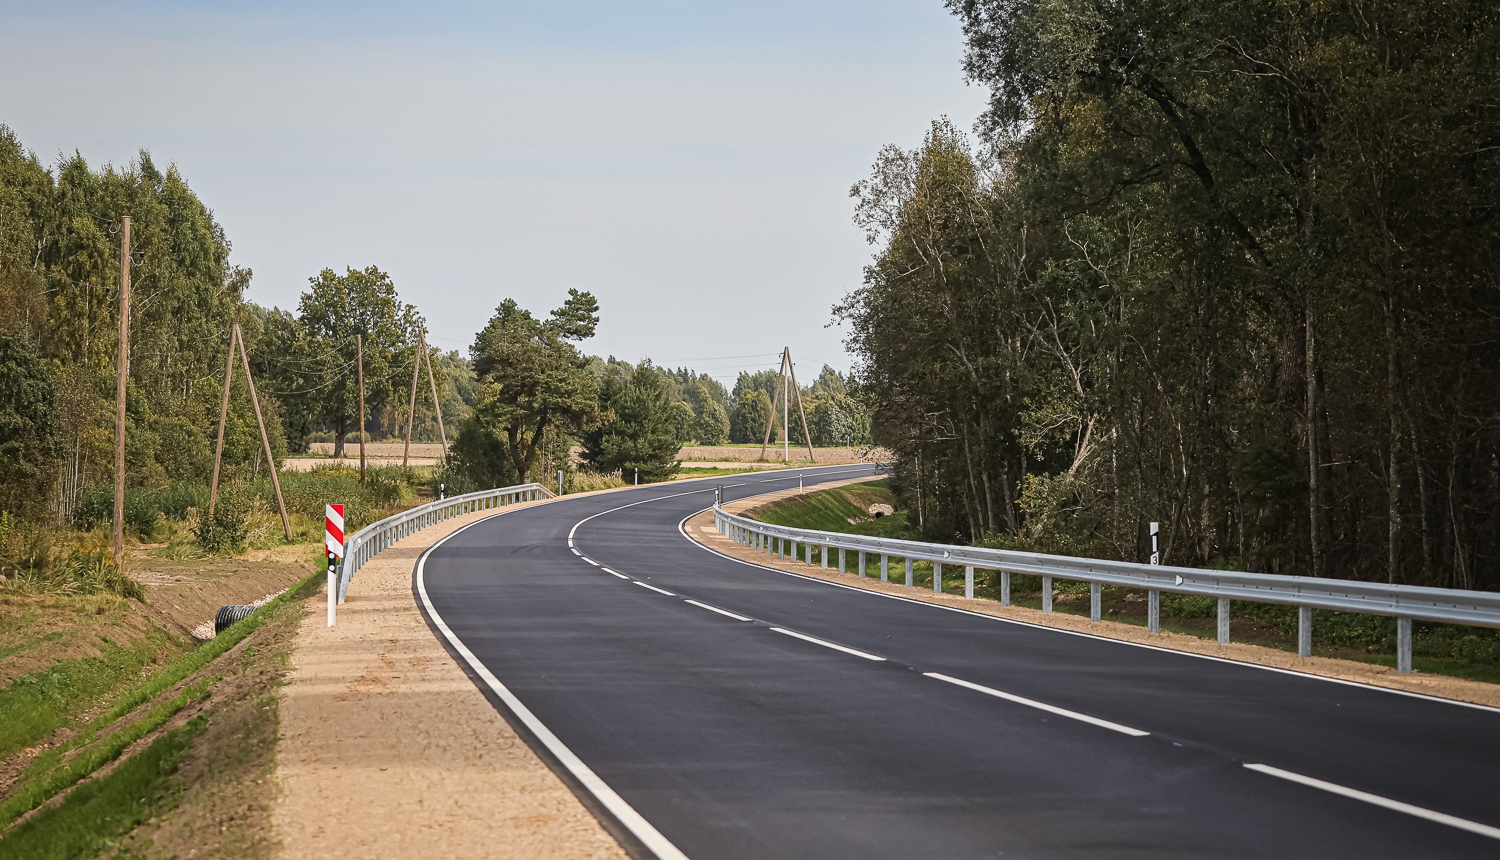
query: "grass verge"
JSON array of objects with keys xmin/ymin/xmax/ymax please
[
  {"xmin": 0, "ymin": 717, "xmax": 206, "ymax": 860},
  {"xmin": 0, "ymin": 568, "xmax": 321, "ymax": 845}
]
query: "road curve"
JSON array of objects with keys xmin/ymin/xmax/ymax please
[{"xmin": 418, "ymin": 466, "xmax": 1500, "ymax": 859}]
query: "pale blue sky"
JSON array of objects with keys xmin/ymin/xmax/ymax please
[{"xmin": 1, "ymin": 1, "xmax": 986, "ymax": 384}]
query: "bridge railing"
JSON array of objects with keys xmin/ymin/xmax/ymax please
[
  {"xmin": 714, "ymin": 505, "xmax": 1500, "ymax": 674},
  {"xmin": 328, "ymin": 482, "xmax": 553, "ymax": 623}
]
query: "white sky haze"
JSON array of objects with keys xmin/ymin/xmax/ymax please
[{"xmin": 1, "ymin": 0, "xmax": 988, "ymax": 385}]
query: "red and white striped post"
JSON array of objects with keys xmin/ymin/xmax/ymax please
[{"xmin": 325, "ymin": 503, "xmax": 345, "ymax": 626}]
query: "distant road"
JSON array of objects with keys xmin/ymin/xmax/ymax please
[{"xmin": 419, "ymin": 466, "xmax": 1500, "ymax": 859}]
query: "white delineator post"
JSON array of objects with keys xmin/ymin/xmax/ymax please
[
  {"xmin": 1148, "ymin": 521, "xmax": 1161, "ymax": 633},
  {"xmin": 326, "ymin": 503, "xmax": 345, "ymax": 626}
]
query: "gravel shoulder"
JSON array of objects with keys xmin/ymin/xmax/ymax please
[
  {"xmin": 272, "ymin": 500, "xmax": 627, "ymax": 860},
  {"xmin": 688, "ymin": 482, "xmax": 1500, "ymax": 710}
]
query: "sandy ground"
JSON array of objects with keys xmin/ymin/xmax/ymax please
[
  {"xmin": 286, "ymin": 442, "xmax": 445, "ymax": 471},
  {"xmin": 272, "ymin": 502, "xmax": 627, "ymax": 860},
  {"xmin": 688, "ymin": 483, "xmax": 1500, "ymax": 710},
  {"xmin": 307, "ymin": 442, "xmax": 447, "ymax": 457},
  {"xmin": 282, "ymin": 456, "xmax": 442, "ymax": 471},
  {"xmin": 678, "ymin": 445, "xmax": 889, "ymax": 464}
]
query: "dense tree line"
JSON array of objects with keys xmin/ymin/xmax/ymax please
[
  {"xmin": 0, "ymin": 128, "xmax": 464, "ymax": 528},
  {"xmin": 0, "ymin": 128, "xmax": 260, "ymax": 522},
  {"xmin": 840, "ymin": 0, "xmax": 1500, "ymax": 588}
]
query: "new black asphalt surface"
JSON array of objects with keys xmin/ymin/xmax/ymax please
[{"xmin": 419, "ymin": 466, "xmax": 1500, "ymax": 859}]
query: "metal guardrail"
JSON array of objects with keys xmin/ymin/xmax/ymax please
[
  {"xmin": 329, "ymin": 483, "xmax": 552, "ymax": 623},
  {"xmin": 715, "ymin": 504, "xmax": 1500, "ymax": 674}
]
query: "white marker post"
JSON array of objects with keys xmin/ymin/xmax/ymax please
[
  {"xmin": 1147, "ymin": 521, "xmax": 1161, "ymax": 633},
  {"xmin": 558, "ymin": 469, "xmax": 564, "ymax": 496},
  {"xmin": 326, "ymin": 503, "xmax": 345, "ymax": 626}
]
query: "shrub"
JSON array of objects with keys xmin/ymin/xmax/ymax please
[
  {"xmin": 154, "ymin": 483, "xmax": 207, "ymax": 521},
  {"xmin": 121, "ymin": 491, "xmax": 160, "ymax": 540},
  {"xmin": 193, "ymin": 484, "xmax": 251, "ymax": 554}
]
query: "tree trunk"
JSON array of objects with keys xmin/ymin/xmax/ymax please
[
  {"xmin": 1385, "ymin": 294, "xmax": 1401, "ymax": 584},
  {"xmin": 1305, "ymin": 308, "xmax": 1327, "ymax": 578}
]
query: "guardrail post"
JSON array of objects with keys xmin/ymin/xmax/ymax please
[
  {"xmin": 880, "ymin": 554, "xmax": 888, "ymax": 583},
  {"xmin": 858, "ymin": 550, "xmax": 866, "ymax": 578},
  {"xmin": 905, "ymin": 557, "xmax": 914, "ymax": 587},
  {"xmin": 965, "ymin": 565, "xmax": 974, "ymax": 599},
  {"xmin": 1000, "ymin": 571, "xmax": 1010, "ymax": 606},
  {"xmin": 1397, "ymin": 617, "xmax": 1413, "ymax": 674},
  {"xmin": 1217, "ymin": 598, "xmax": 1231, "ymax": 644},
  {"xmin": 839, "ymin": 547, "xmax": 846, "ymax": 573},
  {"xmin": 1090, "ymin": 582, "xmax": 1102, "ymax": 622},
  {"xmin": 1297, "ymin": 606, "xmax": 1312, "ymax": 657},
  {"xmin": 933, "ymin": 561, "xmax": 942, "ymax": 594},
  {"xmin": 821, "ymin": 545, "xmax": 828, "ymax": 569},
  {"xmin": 1148, "ymin": 590, "xmax": 1160, "ymax": 632},
  {"xmin": 1042, "ymin": 576, "xmax": 1052, "ymax": 612}
]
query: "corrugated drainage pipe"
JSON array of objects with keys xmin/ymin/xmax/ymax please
[{"xmin": 214, "ymin": 604, "xmax": 256, "ymax": 636}]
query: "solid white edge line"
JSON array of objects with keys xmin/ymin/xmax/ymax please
[
  {"xmin": 684, "ymin": 599, "xmax": 753, "ymax": 622},
  {"xmin": 416, "ymin": 521, "xmax": 692, "ymax": 860},
  {"xmin": 925, "ymin": 672, "xmax": 1149, "ymax": 737},
  {"xmin": 1243, "ymin": 763, "xmax": 1500, "ymax": 842},
  {"xmin": 601, "ymin": 567, "xmax": 630, "ymax": 580},
  {"xmin": 634, "ymin": 581, "xmax": 676, "ymax": 596},
  {"xmin": 770, "ymin": 627, "xmax": 887, "ymax": 662},
  {"xmin": 675, "ymin": 510, "xmax": 1500, "ymax": 716}
]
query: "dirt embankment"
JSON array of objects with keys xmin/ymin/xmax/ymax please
[
  {"xmin": 694, "ymin": 484, "xmax": 1500, "ymax": 710},
  {"xmin": 129, "ymin": 544, "xmax": 320, "ymax": 639},
  {"xmin": 273, "ymin": 503, "xmax": 627, "ymax": 860}
]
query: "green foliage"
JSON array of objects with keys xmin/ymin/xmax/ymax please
[
  {"xmin": 0, "ymin": 127, "xmax": 250, "ymax": 523},
  {"xmin": 466, "ymin": 290, "xmax": 599, "ymax": 484},
  {"xmin": 267, "ymin": 466, "xmax": 411, "ymax": 533},
  {"xmin": 691, "ymin": 399, "xmax": 731, "ymax": 445},
  {"xmin": 728, "ymin": 389, "xmax": 775, "ymax": 445},
  {"xmin": 581, "ymin": 364, "xmax": 681, "ymax": 483},
  {"xmin": 259, "ymin": 266, "xmax": 423, "ymax": 459},
  {"xmin": 71, "ymin": 483, "xmax": 205, "ymax": 536},
  {"xmin": 0, "ymin": 328, "xmax": 61, "ymax": 518},
  {"xmin": 844, "ymin": 0, "xmax": 1500, "ymax": 590},
  {"xmin": 668, "ymin": 401, "xmax": 695, "ymax": 444},
  {"xmin": 192, "ymin": 483, "xmax": 251, "ymax": 554},
  {"xmin": 0, "ymin": 716, "xmax": 204, "ymax": 860},
  {"xmin": 443, "ymin": 416, "xmax": 518, "ymax": 495}
]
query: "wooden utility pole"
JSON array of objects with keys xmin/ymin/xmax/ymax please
[
  {"xmin": 112, "ymin": 217, "xmax": 131, "ymax": 572},
  {"xmin": 786, "ymin": 351, "xmax": 815, "ymax": 463},
  {"xmin": 422, "ymin": 333, "xmax": 447, "ymax": 455},
  {"xmin": 357, "ymin": 334, "xmax": 367, "ymax": 481},
  {"xmin": 234, "ymin": 324, "xmax": 292, "ymax": 540},
  {"xmin": 758, "ymin": 347, "xmax": 816, "ymax": 464},
  {"xmin": 207, "ymin": 327, "xmax": 236, "ymax": 518},
  {"xmin": 402, "ymin": 331, "xmax": 421, "ymax": 467},
  {"xmin": 206, "ymin": 326, "xmax": 292, "ymax": 539}
]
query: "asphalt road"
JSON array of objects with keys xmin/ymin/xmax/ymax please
[{"xmin": 418, "ymin": 466, "xmax": 1500, "ymax": 859}]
